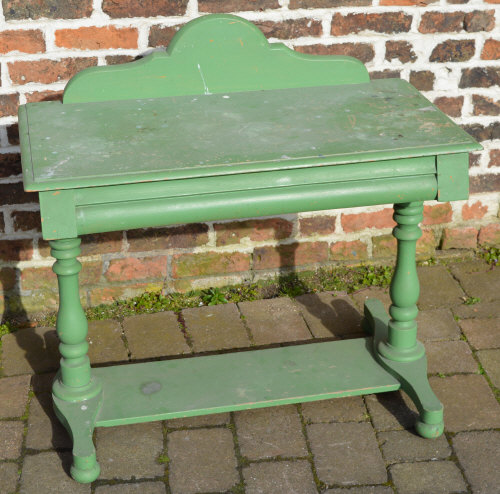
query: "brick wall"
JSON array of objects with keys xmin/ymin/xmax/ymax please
[{"xmin": 0, "ymin": 0, "xmax": 499, "ymax": 316}]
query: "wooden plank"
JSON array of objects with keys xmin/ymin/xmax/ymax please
[
  {"xmin": 21, "ymin": 79, "xmax": 480, "ymax": 192},
  {"xmin": 93, "ymin": 338, "xmax": 400, "ymax": 427}
]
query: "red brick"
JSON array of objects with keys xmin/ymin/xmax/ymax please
[
  {"xmin": 464, "ymin": 10, "xmax": 495, "ymax": 32},
  {"xmin": 0, "ymin": 94, "xmax": 18, "ymax": 118},
  {"xmin": 0, "ymin": 183, "xmax": 37, "ymax": 206},
  {"xmin": 485, "ymin": 0, "xmax": 500, "ymax": 3},
  {"xmin": 89, "ymin": 283, "xmax": 164, "ymax": 306},
  {"xmin": 103, "ymin": 0, "xmax": 189, "ymax": 17},
  {"xmin": 481, "ymin": 39, "xmax": 500, "ymax": 60},
  {"xmin": 255, "ymin": 19, "xmax": 322, "ymax": 39},
  {"xmin": 0, "ymin": 154, "xmax": 22, "ymax": 178},
  {"xmin": 410, "ymin": 70, "xmax": 435, "ymax": 91},
  {"xmin": 385, "ymin": 41, "xmax": 416, "ymax": 63},
  {"xmin": 81, "ymin": 232, "xmax": 123, "ymax": 256},
  {"xmin": 478, "ymin": 223, "xmax": 500, "ymax": 246},
  {"xmin": 55, "ymin": 26, "xmax": 138, "ymax": 50},
  {"xmin": 422, "ymin": 203, "xmax": 452, "ymax": 225},
  {"xmin": 0, "ymin": 212, "xmax": 4, "ymax": 234},
  {"xmin": 331, "ymin": 13, "xmax": 412, "ymax": 36},
  {"xmin": 341, "ymin": 208, "xmax": 395, "ymax": 233},
  {"xmin": 441, "ymin": 227, "xmax": 478, "ymax": 249},
  {"xmin": 299, "ymin": 215, "xmax": 336, "ymax": 236},
  {"xmin": 419, "ymin": 12, "xmax": 464, "ymax": 34},
  {"xmin": 11, "ymin": 211, "xmax": 41, "ymax": 232},
  {"xmin": 489, "ymin": 150, "xmax": 500, "ymax": 168},
  {"xmin": 470, "ymin": 174, "xmax": 500, "ymax": 193},
  {"xmin": 330, "ymin": 240, "xmax": 368, "ymax": 261},
  {"xmin": 7, "ymin": 124, "xmax": 19, "ymax": 146},
  {"xmin": 172, "ymin": 251, "xmax": 250, "ymax": 278},
  {"xmin": 290, "ymin": 0, "xmax": 370, "ymax": 6},
  {"xmin": 3, "ymin": 0, "xmax": 92, "ymax": 20},
  {"xmin": 198, "ymin": 0, "xmax": 279, "ymax": 12},
  {"xmin": 430, "ymin": 40, "xmax": 475, "ymax": 63},
  {"xmin": 295, "ymin": 43, "xmax": 374, "ymax": 63},
  {"xmin": 459, "ymin": 67, "xmax": 500, "ymax": 88},
  {"xmin": 470, "ymin": 153, "xmax": 481, "ymax": 168},
  {"xmin": 433, "ymin": 96, "xmax": 463, "ymax": 118},
  {"xmin": 472, "ymin": 95, "xmax": 500, "ymax": 116},
  {"xmin": 0, "ymin": 267, "xmax": 17, "ymax": 291},
  {"xmin": 0, "ymin": 30, "xmax": 45, "ymax": 54},
  {"xmin": 127, "ymin": 224, "xmax": 209, "ymax": 251},
  {"xmin": 149, "ymin": 25, "xmax": 183, "ymax": 48},
  {"xmin": 370, "ymin": 70, "xmax": 401, "ymax": 80},
  {"xmin": 215, "ymin": 219, "xmax": 292, "ymax": 247},
  {"xmin": 25, "ymin": 91, "xmax": 63, "ymax": 103},
  {"xmin": 105, "ymin": 55, "xmax": 137, "ymax": 65},
  {"xmin": 254, "ymin": 242, "xmax": 328, "ymax": 270},
  {"xmin": 380, "ymin": 0, "xmax": 435, "ymax": 4},
  {"xmin": 106, "ymin": 256, "xmax": 167, "ymax": 282},
  {"xmin": 8, "ymin": 57, "xmax": 97, "ymax": 85},
  {"xmin": 0, "ymin": 240, "xmax": 33, "ymax": 261},
  {"xmin": 462, "ymin": 201, "xmax": 488, "ymax": 220},
  {"xmin": 463, "ymin": 122, "xmax": 500, "ymax": 142}
]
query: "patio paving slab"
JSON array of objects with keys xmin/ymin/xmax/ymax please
[
  {"xmin": 243, "ymin": 460, "xmax": 317, "ymax": 494},
  {"xmin": 416, "ymin": 308, "xmax": 461, "ymax": 342},
  {"xmin": 235, "ymin": 405, "xmax": 307, "ymax": 460},
  {"xmin": 95, "ymin": 483, "xmax": 166, "ymax": 494},
  {"xmin": 453, "ymin": 430, "xmax": 500, "ymax": 494},
  {"xmin": 458, "ymin": 317, "xmax": 500, "ymax": 349},
  {"xmin": 449, "ymin": 261, "xmax": 500, "ymax": 302},
  {"xmin": 0, "ymin": 421, "xmax": 24, "ymax": 460},
  {"xmin": 416, "ymin": 266, "xmax": 465, "ymax": 310},
  {"xmin": 0, "ymin": 462, "xmax": 19, "ymax": 494},
  {"xmin": 87, "ymin": 320, "xmax": 128, "ymax": 365},
  {"xmin": 301, "ymin": 396, "xmax": 367, "ymax": 424},
  {"xmin": 0, "ymin": 374, "xmax": 31, "ymax": 418},
  {"xmin": 307, "ymin": 422, "xmax": 387, "ymax": 485},
  {"xmin": 424, "ymin": 340, "xmax": 477, "ymax": 374},
  {"xmin": 476, "ymin": 349, "xmax": 500, "ymax": 388},
  {"xmin": 364, "ymin": 391, "xmax": 418, "ymax": 432},
  {"xmin": 168, "ymin": 428, "xmax": 239, "ymax": 494},
  {"xmin": 389, "ymin": 461, "xmax": 466, "ymax": 494}
]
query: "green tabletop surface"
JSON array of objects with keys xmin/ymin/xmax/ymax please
[{"xmin": 19, "ymin": 78, "xmax": 480, "ymax": 192}]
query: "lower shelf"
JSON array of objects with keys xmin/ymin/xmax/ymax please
[{"xmin": 93, "ymin": 337, "xmax": 400, "ymax": 427}]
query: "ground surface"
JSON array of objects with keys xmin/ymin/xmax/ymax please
[{"xmin": 0, "ymin": 261, "xmax": 499, "ymax": 494}]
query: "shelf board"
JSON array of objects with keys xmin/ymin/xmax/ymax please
[{"xmin": 94, "ymin": 337, "xmax": 400, "ymax": 427}]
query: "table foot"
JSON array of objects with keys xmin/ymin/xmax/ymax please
[
  {"xmin": 364, "ymin": 298, "xmax": 444, "ymax": 438},
  {"xmin": 53, "ymin": 382, "xmax": 103, "ymax": 483}
]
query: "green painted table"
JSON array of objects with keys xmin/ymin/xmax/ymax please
[{"xmin": 18, "ymin": 14, "xmax": 480, "ymax": 483}]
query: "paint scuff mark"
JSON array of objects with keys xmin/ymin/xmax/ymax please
[{"xmin": 197, "ymin": 63, "xmax": 211, "ymax": 95}]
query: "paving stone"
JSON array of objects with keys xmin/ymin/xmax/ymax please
[
  {"xmin": 295, "ymin": 291, "xmax": 362, "ymax": 338},
  {"xmin": 430, "ymin": 375, "xmax": 500, "ymax": 432},
  {"xmin": 168, "ymin": 428, "xmax": 238, "ymax": 493},
  {"xmin": 458, "ymin": 317, "xmax": 500, "ymax": 349},
  {"xmin": 365, "ymin": 391, "xmax": 418, "ymax": 432},
  {"xmin": 238, "ymin": 298, "xmax": 312, "ymax": 345},
  {"xmin": 0, "ymin": 374, "xmax": 31, "ymax": 417},
  {"xmin": 301, "ymin": 396, "xmax": 367, "ymax": 423},
  {"xmin": 378, "ymin": 429, "xmax": 451, "ymax": 463},
  {"xmin": 389, "ymin": 461, "xmax": 466, "ymax": 494},
  {"xmin": 476, "ymin": 349, "xmax": 500, "ymax": 387},
  {"xmin": 453, "ymin": 301, "xmax": 500, "ymax": 320},
  {"xmin": 88, "ymin": 320, "xmax": 128, "ymax": 364},
  {"xmin": 0, "ymin": 462, "xmax": 19, "ymax": 494},
  {"xmin": 307, "ymin": 422, "xmax": 387, "ymax": 485},
  {"xmin": 182, "ymin": 303, "xmax": 250, "ymax": 352},
  {"xmin": 0, "ymin": 421, "xmax": 23, "ymax": 459},
  {"xmin": 425, "ymin": 340, "xmax": 478, "ymax": 374},
  {"xmin": 351, "ymin": 286, "xmax": 391, "ymax": 313},
  {"xmin": 26, "ymin": 392, "xmax": 71, "ymax": 450},
  {"xmin": 1, "ymin": 327, "xmax": 59, "ymax": 376},
  {"xmin": 243, "ymin": 460, "xmax": 317, "ymax": 494},
  {"xmin": 123, "ymin": 311, "xmax": 190, "ymax": 359},
  {"xmin": 96, "ymin": 422, "xmax": 164, "ymax": 480},
  {"xmin": 416, "ymin": 309, "xmax": 461, "ymax": 342},
  {"xmin": 95, "ymin": 483, "xmax": 166, "ymax": 493},
  {"xmin": 449, "ymin": 261, "xmax": 500, "ymax": 303},
  {"xmin": 325, "ymin": 488, "xmax": 393, "ymax": 494},
  {"xmin": 235, "ymin": 405, "xmax": 307, "ymax": 460},
  {"xmin": 417, "ymin": 266, "xmax": 464, "ymax": 309},
  {"xmin": 453, "ymin": 430, "xmax": 500, "ymax": 494},
  {"xmin": 20, "ymin": 452, "xmax": 90, "ymax": 494},
  {"xmin": 166, "ymin": 412, "xmax": 230, "ymax": 428}
]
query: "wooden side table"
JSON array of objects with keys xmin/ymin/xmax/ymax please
[{"xmin": 18, "ymin": 14, "xmax": 481, "ymax": 483}]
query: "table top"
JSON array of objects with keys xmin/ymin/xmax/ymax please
[{"xmin": 19, "ymin": 78, "xmax": 480, "ymax": 192}]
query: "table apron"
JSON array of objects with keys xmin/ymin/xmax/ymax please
[{"xmin": 74, "ymin": 174, "xmax": 437, "ymax": 236}]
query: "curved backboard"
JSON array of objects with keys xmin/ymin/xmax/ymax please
[{"xmin": 63, "ymin": 14, "xmax": 369, "ymax": 103}]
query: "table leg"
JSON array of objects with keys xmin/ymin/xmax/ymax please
[
  {"xmin": 50, "ymin": 238, "xmax": 102, "ymax": 482},
  {"xmin": 365, "ymin": 202, "xmax": 444, "ymax": 438}
]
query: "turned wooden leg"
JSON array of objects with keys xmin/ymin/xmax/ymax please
[
  {"xmin": 50, "ymin": 238, "xmax": 102, "ymax": 483},
  {"xmin": 365, "ymin": 202, "xmax": 444, "ymax": 438}
]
